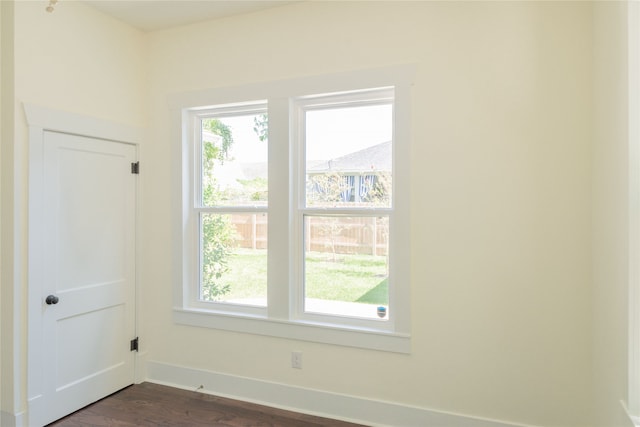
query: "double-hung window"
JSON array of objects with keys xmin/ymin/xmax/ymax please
[
  {"xmin": 293, "ymin": 89, "xmax": 394, "ymax": 328},
  {"xmin": 193, "ymin": 102, "xmax": 268, "ymax": 315},
  {"xmin": 174, "ymin": 67, "xmax": 412, "ymax": 352}
]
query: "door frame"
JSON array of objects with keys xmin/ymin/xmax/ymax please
[{"xmin": 25, "ymin": 104, "xmax": 143, "ymax": 425}]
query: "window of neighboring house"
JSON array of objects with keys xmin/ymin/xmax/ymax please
[{"xmin": 174, "ymin": 67, "xmax": 412, "ymax": 352}]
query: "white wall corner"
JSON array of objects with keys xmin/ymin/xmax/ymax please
[
  {"xmin": 145, "ymin": 360, "xmax": 538, "ymax": 427},
  {"xmin": 630, "ymin": 0, "xmax": 640, "ymax": 419},
  {"xmin": 135, "ymin": 351, "xmax": 149, "ymax": 384}
]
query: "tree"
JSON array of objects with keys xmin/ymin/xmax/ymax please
[
  {"xmin": 307, "ymin": 171, "xmax": 391, "ymax": 266},
  {"xmin": 200, "ymin": 118, "xmax": 237, "ymax": 300},
  {"xmin": 204, "ymin": 119, "xmax": 234, "ymax": 163},
  {"xmin": 306, "ymin": 172, "xmax": 352, "ymax": 207},
  {"xmin": 253, "ymin": 113, "xmax": 268, "ymax": 143},
  {"xmin": 306, "ymin": 172, "xmax": 353, "ymax": 261},
  {"xmin": 200, "ymin": 116, "xmax": 269, "ymax": 300},
  {"xmin": 367, "ymin": 171, "xmax": 391, "ymax": 206},
  {"xmin": 237, "ymin": 177, "xmax": 268, "ymax": 201}
]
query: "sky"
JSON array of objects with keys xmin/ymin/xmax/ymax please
[{"xmin": 217, "ymin": 104, "xmax": 392, "ymax": 164}]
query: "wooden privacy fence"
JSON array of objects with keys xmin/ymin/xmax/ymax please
[{"xmin": 231, "ymin": 214, "xmax": 388, "ymax": 256}]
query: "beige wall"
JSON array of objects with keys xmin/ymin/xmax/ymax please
[
  {"xmin": 13, "ymin": 1, "xmax": 146, "ymax": 124},
  {"xmin": 0, "ymin": 0, "xmax": 146, "ymax": 420},
  {"xmin": 143, "ymin": 2, "xmax": 594, "ymax": 426}
]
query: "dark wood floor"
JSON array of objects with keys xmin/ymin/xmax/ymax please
[{"xmin": 47, "ymin": 382, "xmax": 367, "ymax": 427}]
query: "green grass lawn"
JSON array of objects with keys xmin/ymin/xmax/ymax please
[
  {"xmin": 304, "ymin": 252, "xmax": 388, "ymax": 304},
  {"xmin": 222, "ymin": 249, "xmax": 388, "ymax": 305},
  {"xmin": 220, "ymin": 249, "xmax": 268, "ymax": 301}
]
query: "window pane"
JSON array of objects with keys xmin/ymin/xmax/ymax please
[
  {"xmin": 200, "ymin": 213, "xmax": 267, "ymax": 306},
  {"xmin": 305, "ymin": 104, "xmax": 392, "ymax": 208},
  {"xmin": 304, "ymin": 215, "xmax": 389, "ymax": 320},
  {"xmin": 201, "ymin": 112, "xmax": 268, "ymax": 207}
]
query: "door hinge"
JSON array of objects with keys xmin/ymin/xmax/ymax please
[
  {"xmin": 130, "ymin": 337, "xmax": 139, "ymax": 352},
  {"xmin": 131, "ymin": 162, "xmax": 140, "ymax": 174}
]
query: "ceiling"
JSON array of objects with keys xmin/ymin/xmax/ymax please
[{"xmin": 82, "ymin": 0, "xmax": 299, "ymax": 32}]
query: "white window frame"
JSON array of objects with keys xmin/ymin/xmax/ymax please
[
  {"xmin": 291, "ymin": 88, "xmax": 395, "ymax": 332},
  {"xmin": 171, "ymin": 66, "xmax": 414, "ymax": 353}
]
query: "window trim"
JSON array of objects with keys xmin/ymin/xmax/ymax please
[{"xmin": 170, "ymin": 66, "xmax": 414, "ymax": 353}]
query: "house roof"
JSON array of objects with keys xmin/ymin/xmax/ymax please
[
  {"xmin": 228, "ymin": 141, "xmax": 392, "ymax": 182},
  {"xmin": 307, "ymin": 141, "xmax": 391, "ymax": 173}
]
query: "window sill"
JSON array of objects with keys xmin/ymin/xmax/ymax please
[{"xmin": 173, "ymin": 307, "xmax": 410, "ymax": 353}]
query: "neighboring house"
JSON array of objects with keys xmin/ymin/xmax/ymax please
[
  {"xmin": 209, "ymin": 139, "xmax": 391, "ymax": 204},
  {"xmin": 306, "ymin": 141, "xmax": 391, "ymax": 203}
]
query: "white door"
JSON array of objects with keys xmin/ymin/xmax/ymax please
[{"xmin": 29, "ymin": 131, "xmax": 137, "ymax": 426}]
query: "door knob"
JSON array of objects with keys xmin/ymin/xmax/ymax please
[{"xmin": 45, "ymin": 295, "xmax": 59, "ymax": 305}]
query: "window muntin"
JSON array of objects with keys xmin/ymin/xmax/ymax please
[{"xmin": 195, "ymin": 103, "xmax": 268, "ymax": 307}]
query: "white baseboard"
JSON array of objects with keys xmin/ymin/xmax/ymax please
[
  {"xmin": 1, "ymin": 410, "xmax": 26, "ymax": 427},
  {"xmin": 146, "ymin": 360, "xmax": 536, "ymax": 427},
  {"xmin": 623, "ymin": 399, "xmax": 640, "ymax": 427}
]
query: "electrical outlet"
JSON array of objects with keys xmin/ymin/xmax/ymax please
[{"xmin": 291, "ymin": 351, "xmax": 302, "ymax": 369}]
